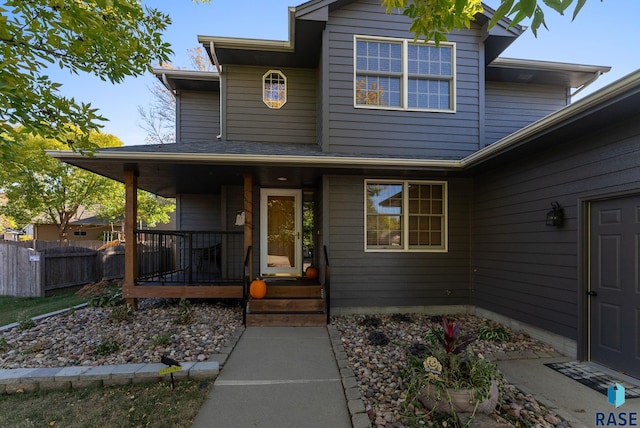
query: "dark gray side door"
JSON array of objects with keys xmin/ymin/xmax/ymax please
[{"xmin": 589, "ymin": 195, "xmax": 640, "ymax": 379}]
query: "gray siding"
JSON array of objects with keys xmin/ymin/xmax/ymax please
[
  {"xmin": 177, "ymin": 90, "xmax": 220, "ymax": 143},
  {"xmin": 325, "ymin": 0, "xmax": 482, "ymax": 158},
  {"xmin": 472, "ymin": 114, "xmax": 640, "ymax": 340},
  {"xmin": 484, "ymin": 82, "xmax": 568, "ymax": 146},
  {"xmin": 178, "ymin": 194, "xmax": 221, "ymax": 230},
  {"xmin": 324, "ymin": 175, "xmax": 472, "ymax": 308},
  {"xmin": 225, "ymin": 65, "xmax": 317, "ymax": 144}
]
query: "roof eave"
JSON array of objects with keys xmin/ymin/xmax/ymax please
[
  {"xmin": 463, "ymin": 68, "xmax": 640, "ymax": 168},
  {"xmin": 151, "ymin": 68, "xmax": 221, "ymax": 92},
  {"xmin": 490, "ymin": 57, "xmax": 611, "ymax": 75},
  {"xmin": 47, "ymin": 150, "xmax": 462, "ymax": 170}
]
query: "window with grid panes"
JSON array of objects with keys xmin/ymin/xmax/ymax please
[
  {"xmin": 365, "ymin": 180, "xmax": 447, "ymax": 251},
  {"xmin": 355, "ymin": 36, "xmax": 455, "ymax": 111},
  {"xmin": 263, "ymin": 70, "xmax": 286, "ymax": 109}
]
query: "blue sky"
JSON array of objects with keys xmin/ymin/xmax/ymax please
[{"xmin": 47, "ymin": 0, "xmax": 639, "ymax": 145}]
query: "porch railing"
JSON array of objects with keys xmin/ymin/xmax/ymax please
[
  {"xmin": 136, "ymin": 230, "xmax": 244, "ymax": 284},
  {"xmin": 242, "ymin": 246, "xmax": 252, "ymax": 325},
  {"xmin": 323, "ymin": 245, "xmax": 331, "ymax": 324}
]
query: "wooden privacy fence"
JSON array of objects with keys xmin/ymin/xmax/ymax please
[
  {"xmin": 0, "ymin": 242, "xmax": 126, "ymax": 297},
  {"xmin": 42, "ymin": 246, "xmax": 98, "ymax": 293},
  {"xmin": 0, "ymin": 243, "xmax": 41, "ymax": 297}
]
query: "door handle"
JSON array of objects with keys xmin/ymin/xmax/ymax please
[{"xmin": 586, "ymin": 291, "xmax": 598, "ymax": 297}]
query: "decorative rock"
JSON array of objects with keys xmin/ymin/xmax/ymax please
[
  {"xmin": 544, "ymin": 413, "xmax": 562, "ymax": 425},
  {"xmin": 0, "ymin": 302, "xmax": 242, "ymax": 369},
  {"xmin": 332, "ymin": 313, "xmax": 566, "ymax": 428}
]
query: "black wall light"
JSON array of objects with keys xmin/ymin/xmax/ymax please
[{"xmin": 546, "ymin": 201, "xmax": 564, "ymax": 227}]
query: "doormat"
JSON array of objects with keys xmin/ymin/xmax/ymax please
[{"xmin": 545, "ymin": 361, "xmax": 640, "ymax": 398}]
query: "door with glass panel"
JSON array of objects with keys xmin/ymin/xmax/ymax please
[{"xmin": 260, "ymin": 189, "xmax": 302, "ymax": 276}]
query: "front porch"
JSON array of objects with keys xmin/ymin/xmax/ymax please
[
  {"xmin": 117, "ymin": 167, "xmax": 331, "ymax": 326},
  {"xmin": 122, "ymin": 230, "xmax": 330, "ymax": 326}
]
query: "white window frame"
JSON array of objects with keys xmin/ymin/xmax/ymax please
[
  {"xmin": 263, "ymin": 69, "xmax": 287, "ymax": 109},
  {"xmin": 364, "ymin": 179, "xmax": 448, "ymax": 252},
  {"xmin": 353, "ymin": 35, "xmax": 456, "ymax": 113}
]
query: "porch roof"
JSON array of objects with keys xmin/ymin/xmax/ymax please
[{"xmin": 48, "ymin": 141, "xmax": 464, "ymax": 197}]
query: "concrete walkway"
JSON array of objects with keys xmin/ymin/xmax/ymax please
[
  {"xmin": 192, "ymin": 326, "xmax": 365, "ymax": 428},
  {"xmin": 498, "ymin": 356, "xmax": 640, "ymax": 428}
]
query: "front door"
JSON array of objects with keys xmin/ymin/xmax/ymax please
[
  {"xmin": 260, "ymin": 189, "xmax": 302, "ymax": 276},
  {"xmin": 589, "ymin": 195, "xmax": 640, "ymax": 378}
]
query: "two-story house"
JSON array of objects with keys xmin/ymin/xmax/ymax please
[{"xmin": 51, "ymin": 0, "xmax": 640, "ymax": 379}]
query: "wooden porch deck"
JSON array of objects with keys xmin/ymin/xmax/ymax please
[{"xmin": 123, "ymin": 284, "xmax": 244, "ymax": 299}]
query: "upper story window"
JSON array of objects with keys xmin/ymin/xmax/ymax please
[
  {"xmin": 365, "ymin": 180, "xmax": 448, "ymax": 252},
  {"xmin": 263, "ymin": 70, "xmax": 287, "ymax": 109},
  {"xmin": 354, "ymin": 36, "xmax": 455, "ymax": 112}
]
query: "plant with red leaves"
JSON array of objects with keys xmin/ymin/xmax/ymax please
[{"xmin": 432, "ymin": 316, "xmax": 477, "ymax": 355}]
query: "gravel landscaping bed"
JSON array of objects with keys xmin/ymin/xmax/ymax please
[
  {"xmin": 1, "ymin": 302, "xmax": 570, "ymax": 427},
  {"xmin": 0, "ymin": 300, "xmax": 242, "ymax": 369},
  {"xmin": 331, "ymin": 313, "xmax": 570, "ymax": 428}
]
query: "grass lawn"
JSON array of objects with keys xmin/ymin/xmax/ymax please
[
  {"xmin": 0, "ymin": 380, "xmax": 212, "ymax": 428},
  {"xmin": 0, "ymin": 292, "xmax": 86, "ymax": 327}
]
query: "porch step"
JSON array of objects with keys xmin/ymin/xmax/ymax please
[
  {"xmin": 249, "ymin": 298, "xmax": 325, "ymax": 312},
  {"xmin": 245, "ymin": 313, "xmax": 327, "ymax": 327},
  {"xmin": 263, "ymin": 285, "xmax": 323, "ymax": 299},
  {"xmin": 245, "ymin": 279, "xmax": 326, "ymax": 327}
]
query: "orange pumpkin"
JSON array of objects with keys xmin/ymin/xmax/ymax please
[
  {"xmin": 305, "ymin": 266, "xmax": 319, "ymax": 280},
  {"xmin": 249, "ymin": 278, "xmax": 267, "ymax": 299}
]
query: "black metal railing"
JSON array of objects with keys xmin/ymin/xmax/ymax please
[
  {"xmin": 242, "ymin": 246, "xmax": 252, "ymax": 325},
  {"xmin": 136, "ymin": 230, "xmax": 244, "ymax": 284},
  {"xmin": 323, "ymin": 245, "xmax": 331, "ymax": 324}
]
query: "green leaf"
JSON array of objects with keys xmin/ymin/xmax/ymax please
[
  {"xmin": 543, "ymin": 0, "xmax": 567, "ymax": 14},
  {"xmin": 488, "ymin": 0, "xmax": 515, "ymax": 29},
  {"xmin": 572, "ymin": 0, "xmax": 588, "ymax": 20},
  {"xmin": 530, "ymin": 7, "xmax": 549, "ymax": 37},
  {"xmin": 519, "ymin": 0, "xmax": 537, "ymax": 16}
]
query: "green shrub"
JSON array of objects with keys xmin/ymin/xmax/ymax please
[
  {"xmin": 108, "ymin": 305, "xmax": 133, "ymax": 322},
  {"xmin": 23, "ymin": 340, "xmax": 46, "ymax": 355},
  {"xmin": 175, "ymin": 298, "xmax": 194, "ymax": 325},
  {"xmin": 0, "ymin": 336, "xmax": 8, "ymax": 351},
  {"xmin": 95, "ymin": 336, "xmax": 120, "ymax": 356},
  {"xmin": 424, "ymin": 324, "xmax": 443, "ymax": 346},
  {"xmin": 16, "ymin": 312, "xmax": 36, "ymax": 331},
  {"xmin": 151, "ymin": 334, "xmax": 172, "ymax": 346},
  {"xmin": 478, "ymin": 322, "xmax": 511, "ymax": 342},
  {"xmin": 88, "ymin": 284, "xmax": 124, "ymax": 308}
]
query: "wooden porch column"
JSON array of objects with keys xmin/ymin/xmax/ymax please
[
  {"xmin": 124, "ymin": 166, "xmax": 138, "ymax": 309},
  {"xmin": 244, "ymin": 173, "xmax": 253, "ymax": 280}
]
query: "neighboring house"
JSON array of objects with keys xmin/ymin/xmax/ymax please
[
  {"xmin": 50, "ymin": 0, "xmax": 640, "ymax": 379},
  {"xmin": 2, "ymin": 229, "xmax": 24, "ymax": 241},
  {"xmin": 21, "ymin": 208, "xmax": 176, "ymax": 244},
  {"xmin": 25, "ymin": 215, "xmax": 112, "ymax": 243}
]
